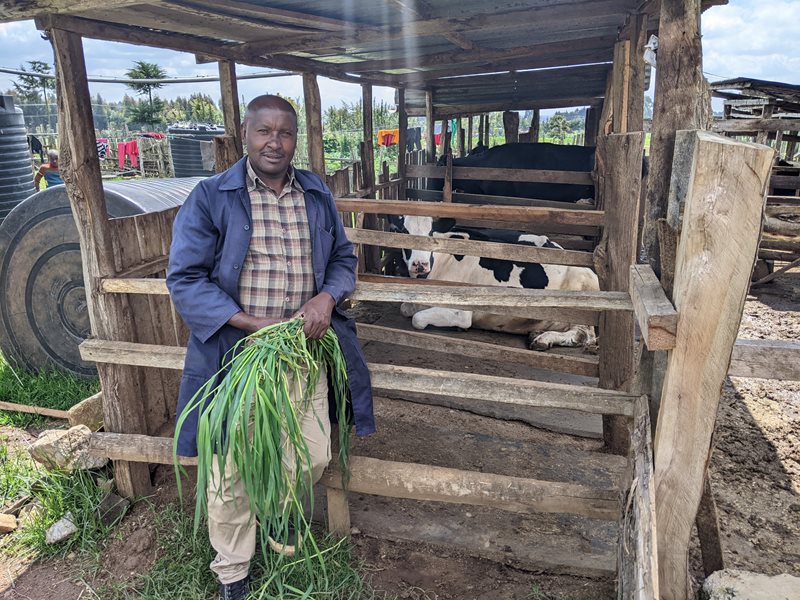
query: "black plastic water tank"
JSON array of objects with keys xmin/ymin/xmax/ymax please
[
  {"xmin": 0, "ymin": 177, "xmax": 203, "ymax": 375},
  {"xmin": 0, "ymin": 96, "xmax": 35, "ymax": 225},
  {"xmin": 168, "ymin": 126, "xmax": 226, "ymax": 177}
]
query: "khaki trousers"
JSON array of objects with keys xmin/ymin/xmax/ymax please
[{"xmin": 207, "ymin": 371, "xmax": 331, "ymax": 585}]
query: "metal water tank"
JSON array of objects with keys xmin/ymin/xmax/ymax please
[
  {"xmin": 0, "ymin": 96, "xmax": 35, "ymax": 225},
  {"xmin": 168, "ymin": 126, "xmax": 226, "ymax": 177},
  {"xmin": 0, "ymin": 177, "xmax": 203, "ymax": 375}
]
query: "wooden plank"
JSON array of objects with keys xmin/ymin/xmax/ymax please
[
  {"xmin": 407, "ymin": 164, "xmax": 594, "ymax": 186},
  {"xmin": 335, "ymin": 198, "xmax": 606, "ymax": 227},
  {"xmin": 503, "ymin": 110, "xmax": 520, "ymax": 144},
  {"xmin": 0, "ymin": 400, "xmax": 69, "ymax": 419},
  {"xmin": 405, "ymin": 187, "xmax": 600, "ymax": 211},
  {"xmin": 626, "ymin": 14, "xmax": 648, "ymax": 133},
  {"xmin": 728, "ymin": 339, "xmax": 800, "ymax": 381},
  {"xmin": 595, "ymin": 133, "xmax": 644, "ymax": 454},
  {"xmin": 326, "ymin": 487, "xmax": 351, "ymax": 538},
  {"xmin": 78, "ymin": 339, "xmax": 632, "ymax": 416},
  {"xmin": 351, "ymin": 281, "xmax": 633, "ymax": 312},
  {"xmin": 50, "ymin": 27, "xmax": 151, "ymax": 499},
  {"xmin": 712, "ymin": 118, "xmax": 800, "ymax": 133},
  {"xmin": 425, "ymin": 91, "xmax": 436, "ymax": 163},
  {"xmin": 113, "ymin": 255, "xmax": 169, "ymax": 279},
  {"xmin": 362, "ymin": 84, "xmax": 375, "ymax": 193},
  {"xmin": 370, "ymin": 364, "xmax": 635, "ymax": 417},
  {"xmin": 344, "ymin": 227, "xmax": 596, "ymax": 268},
  {"xmin": 641, "ymin": 0, "xmax": 710, "ymax": 277},
  {"xmin": 320, "ymin": 456, "xmax": 619, "ymax": 521},
  {"xmin": 611, "ymin": 40, "xmax": 631, "ymax": 133},
  {"xmin": 303, "ymin": 73, "xmax": 325, "ymax": 177},
  {"xmin": 102, "ymin": 278, "xmax": 170, "ymax": 295},
  {"xmin": 217, "ymin": 60, "xmax": 243, "ymax": 157},
  {"xmin": 770, "ymin": 175, "xmax": 800, "ymax": 190},
  {"xmin": 357, "ymin": 323, "xmax": 599, "ymax": 378},
  {"xmin": 618, "ymin": 396, "xmax": 659, "ymax": 600},
  {"xmin": 654, "ymin": 131, "xmax": 774, "ymax": 599},
  {"xmin": 397, "ymin": 88, "xmax": 407, "ymax": 180},
  {"xmin": 214, "ymin": 135, "xmax": 240, "ymax": 172},
  {"xmin": 630, "ymin": 264, "xmax": 678, "ymax": 351}
]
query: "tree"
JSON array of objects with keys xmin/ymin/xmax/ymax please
[
  {"xmin": 13, "ymin": 60, "xmax": 57, "ymax": 131},
  {"xmin": 125, "ymin": 61, "xmax": 166, "ymax": 111},
  {"xmin": 187, "ymin": 93, "xmax": 223, "ymax": 124},
  {"xmin": 545, "ymin": 114, "xmax": 570, "ymax": 143},
  {"xmin": 126, "ymin": 97, "xmax": 166, "ymax": 128}
]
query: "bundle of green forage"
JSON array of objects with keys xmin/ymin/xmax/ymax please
[{"xmin": 174, "ymin": 318, "xmax": 351, "ymax": 561}]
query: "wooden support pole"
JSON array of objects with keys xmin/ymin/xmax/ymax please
[
  {"xmin": 654, "ymin": 131, "xmax": 773, "ymax": 599},
  {"xmin": 477, "ymin": 114, "xmax": 484, "ymax": 145},
  {"xmin": 302, "ymin": 72, "xmax": 325, "ymax": 177},
  {"xmin": 425, "ymin": 90, "xmax": 436, "ymax": 162},
  {"xmin": 585, "ymin": 105, "xmax": 599, "ymax": 146},
  {"xmin": 217, "ymin": 60, "xmax": 242, "ymax": 157},
  {"xmin": 326, "ymin": 486, "xmax": 351, "ymax": 538},
  {"xmin": 397, "ymin": 88, "xmax": 407, "ymax": 180},
  {"xmin": 642, "ymin": 0, "xmax": 710, "ymax": 274},
  {"xmin": 467, "ymin": 116, "xmax": 474, "ymax": 151},
  {"xmin": 362, "ymin": 84, "xmax": 375, "ymax": 193},
  {"xmin": 442, "ymin": 153, "xmax": 453, "ymax": 202},
  {"xmin": 483, "ymin": 113, "xmax": 491, "ymax": 146},
  {"xmin": 50, "ymin": 27, "xmax": 151, "ymax": 499},
  {"xmin": 439, "ymin": 119, "xmax": 449, "ymax": 157},
  {"xmin": 611, "ymin": 40, "xmax": 631, "ymax": 134},
  {"xmin": 213, "ymin": 135, "xmax": 240, "ymax": 172},
  {"xmin": 503, "ymin": 110, "xmax": 520, "ymax": 143},
  {"xmin": 626, "ymin": 14, "xmax": 648, "ymax": 133},
  {"xmin": 530, "ymin": 109, "xmax": 540, "ymax": 143},
  {"xmin": 456, "ymin": 117, "xmax": 465, "ymax": 156},
  {"xmin": 595, "ymin": 132, "xmax": 644, "ymax": 455}
]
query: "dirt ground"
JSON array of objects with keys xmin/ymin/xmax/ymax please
[{"xmin": 1, "ymin": 270, "xmax": 798, "ymax": 599}]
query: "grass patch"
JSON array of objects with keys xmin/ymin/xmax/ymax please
[
  {"xmin": 0, "ymin": 440, "xmax": 42, "ymax": 507},
  {"xmin": 0, "ymin": 352, "xmax": 99, "ymax": 428},
  {"xmin": 94, "ymin": 500, "xmax": 397, "ymax": 600}
]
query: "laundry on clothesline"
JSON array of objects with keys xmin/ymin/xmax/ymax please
[
  {"xmin": 377, "ymin": 128, "xmax": 400, "ymax": 147},
  {"xmin": 118, "ymin": 140, "xmax": 139, "ymax": 169},
  {"xmin": 199, "ymin": 140, "xmax": 216, "ymax": 172},
  {"xmin": 96, "ymin": 138, "xmax": 109, "ymax": 160}
]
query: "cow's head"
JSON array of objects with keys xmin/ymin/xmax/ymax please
[{"xmin": 387, "ymin": 215, "xmax": 455, "ymax": 278}]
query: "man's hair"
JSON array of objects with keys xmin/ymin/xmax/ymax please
[
  {"xmin": 47, "ymin": 149, "xmax": 59, "ymax": 161},
  {"xmin": 244, "ymin": 95, "xmax": 297, "ymax": 127}
]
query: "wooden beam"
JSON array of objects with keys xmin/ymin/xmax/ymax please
[
  {"xmin": 321, "ymin": 455, "xmax": 619, "ymax": 521},
  {"xmin": 50, "ymin": 26, "xmax": 151, "ymax": 499},
  {"xmin": 653, "ymin": 131, "xmax": 774, "ymax": 600},
  {"xmin": 611, "ymin": 40, "xmax": 631, "ymax": 133},
  {"xmin": 503, "ymin": 110, "xmax": 520, "ymax": 144},
  {"xmin": 113, "ymin": 255, "xmax": 169, "ymax": 279},
  {"xmin": 405, "ymin": 188, "xmax": 600, "ymax": 213},
  {"xmin": 407, "ymin": 164, "xmax": 594, "ymax": 186},
  {"xmin": 641, "ymin": 0, "xmax": 710, "ymax": 275},
  {"xmin": 218, "ymin": 60, "xmax": 243, "ymax": 157},
  {"xmin": 585, "ymin": 104, "xmax": 600, "ymax": 146},
  {"xmin": 630, "ymin": 264, "xmax": 678, "ymax": 351},
  {"xmin": 344, "ymin": 228, "xmax": 595, "ymax": 268},
  {"xmin": 357, "ymin": 323, "xmax": 598, "ymax": 378},
  {"xmin": 214, "ymin": 135, "xmax": 240, "ymax": 172},
  {"xmin": 2, "ymin": 0, "xmax": 140, "ymax": 21},
  {"xmin": 397, "ymin": 88, "xmax": 407, "ymax": 179},
  {"xmin": 0, "ymin": 400, "xmax": 69, "ymax": 419},
  {"xmin": 81, "ymin": 339, "xmax": 186, "ymax": 370},
  {"xmin": 595, "ymin": 132, "xmax": 644, "ymax": 455},
  {"xmin": 425, "ymin": 91, "xmax": 436, "ymax": 163},
  {"xmin": 362, "ymin": 84, "xmax": 375, "ymax": 192},
  {"xmin": 626, "ymin": 14, "xmax": 648, "ymax": 133},
  {"xmin": 102, "ymin": 278, "xmax": 170, "ymax": 295},
  {"xmin": 728, "ymin": 339, "xmax": 800, "ymax": 381},
  {"xmin": 712, "ymin": 118, "xmax": 800, "ymax": 133},
  {"xmin": 303, "ymin": 73, "xmax": 325, "ymax": 177},
  {"xmin": 334, "ymin": 198, "xmax": 605, "ymax": 227}
]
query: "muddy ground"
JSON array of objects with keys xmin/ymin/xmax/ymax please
[{"xmin": 1, "ymin": 270, "xmax": 798, "ymax": 599}]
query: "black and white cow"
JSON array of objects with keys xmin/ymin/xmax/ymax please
[
  {"xmin": 388, "ymin": 215, "xmax": 599, "ymax": 350},
  {"xmin": 429, "ymin": 142, "xmax": 596, "ymax": 202}
]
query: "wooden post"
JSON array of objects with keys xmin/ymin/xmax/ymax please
[
  {"xmin": 456, "ymin": 117, "xmax": 465, "ymax": 156},
  {"xmin": 503, "ymin": 110, "xmax": 520, "ymax": 143},
  {"xmin": 302, "ymin": 72, "xmax": 325, "ymax": 177},
  {"xmin": 362, "ymin": 84, "xmax": 376, "ymax": 193},
  {"xmin": 425, "ymin": 90, "xmax": 436, "ymax": 163},
  {"xmin": 611, "ymin": 40, "xmax": 631, "ymax": 134},
  {"xmin": 217, "ymin": 60, "xmax": 242, "ymax": 158},
  {"xmin": 467, "ymin": 116, "xmax": 474, "ymax": 152},
  {"xmin": 483, "ymin": 113, "xmax": 491, "ymax": 146},
  {"xmin": 626, "ymin": 14, "xmax": 648, "ymax": 132},
  {"xmin": 595, "ymin": 132, "xmax": 644, "ymax": 455},
  {"xmin": 397, "ymin": 88, "xmax": 408, "ymax": 180},
  {"xmin": 530, "ymin": 109, "xmax": 540, "ymax": 143},
  {"xmin": 585, "ymin": 105, "xmax": 599, "ymax": 146},
  {"xmin": 50, "ymin": 27, "xmax": 151, "ymax": 498},
  {"xmin": 326, "ymin": 486, "xmax": 351, "ymax": 538},
  {"xmin": 214, "ymin": 135, "xmax": 240, "ymax": 172},
  {"xmin": 654, "ymin": 131, "xmax": 773, "ymax": 599},
  {"xmin": 642, "ymin": 0, "xmax": 710, "ymax": 275},
  {"xmin": 443, "ymin": 153, "xmax": 453, "ymax": 203},
  {"xmin": 439, "ymin": 119, "xmax": 449, "ymax": 157}
]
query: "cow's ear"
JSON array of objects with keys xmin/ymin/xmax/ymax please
[{"xmin": 433, "ymin": 217, "xmax": 456, "ymax": 233}]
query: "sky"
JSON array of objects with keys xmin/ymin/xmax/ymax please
[{"xmin": 0, "ymin": 0, "xmax": 798, "ymax": 114}]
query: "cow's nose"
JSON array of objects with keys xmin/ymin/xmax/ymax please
[{"xmin": 412, "ymin": 261, "xmax": 429, "ymax": 273}]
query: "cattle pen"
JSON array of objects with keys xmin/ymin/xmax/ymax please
[{"xmin": 2, "ymin": 1, "xmax": 800, "ymax": 599}]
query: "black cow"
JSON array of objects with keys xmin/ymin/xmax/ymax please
[{"xmin": 429, "ymin": 142, "xmax": 596, "ymax": 202}]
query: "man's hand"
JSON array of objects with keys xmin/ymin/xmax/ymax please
[
  {"xmin": 228, "ymin": 312, "xmax": 284, "ymax": 334},
  {"xmin": 294, "ymin": 292, "xmax": 336, "ymax": 339}
]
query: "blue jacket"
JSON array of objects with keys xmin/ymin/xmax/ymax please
[{"xmin": 167, "ymin": 157, "xmax": 375, "ymax": 456}]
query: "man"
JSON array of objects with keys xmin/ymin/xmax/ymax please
[{"xmin": 167, "ymin": 95, "xmax": 374, "ymax": 600}]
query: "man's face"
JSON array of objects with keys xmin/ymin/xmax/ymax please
[{"xmin": 242, "ymin": 107, "xmax": 297, "ymax": 182}]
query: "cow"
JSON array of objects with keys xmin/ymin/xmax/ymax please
[
  {"xmin": 429, "ymin": 142, "xmax": 596, "ymax": 203},
  {"xmin": 387, "ymin": 214, "xmax": 599, "ymax": 350}
]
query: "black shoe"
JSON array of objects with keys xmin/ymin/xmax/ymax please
[
  {"xmin": 219, "ymin": 574, "xmax": 249, "ymax": 600},
  {"xmin": 268, "ymin": 522, "xmax": 298, "ymax": 557}
]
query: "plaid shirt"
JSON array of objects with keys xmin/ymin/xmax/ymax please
[{"xmin": 238, "ymin": 160, "xmax": 315, "ymax": 318}]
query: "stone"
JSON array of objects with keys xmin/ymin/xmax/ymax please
[
  {"xmin": 67, "ymin": 392, "xmax": 104, "ymax": 431},
  {"xmin": 96, "ymin": 492, "xmax": 130, "ymax": 526},
  {"xmin": 45, "ymin": 512, "xmax": 77, "ymax": 544},
  {"xmin": 0, "ymin": 514, "xmax": 17, "ymax": 533},
  {"xmin": 703, "ymin": 569, "xmax": 800, "ymax": 600},
  {"xmin": 28, "ymin": 425, "xmax": 107, "ymax": 471},
  {"xmin": 97, "ymin": 477, "xmax": 115, "ymax": 494}
]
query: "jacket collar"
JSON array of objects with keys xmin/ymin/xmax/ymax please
[{"xmin": 218, "ymin": 156, "xmax": 325, "ymax": 194}]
